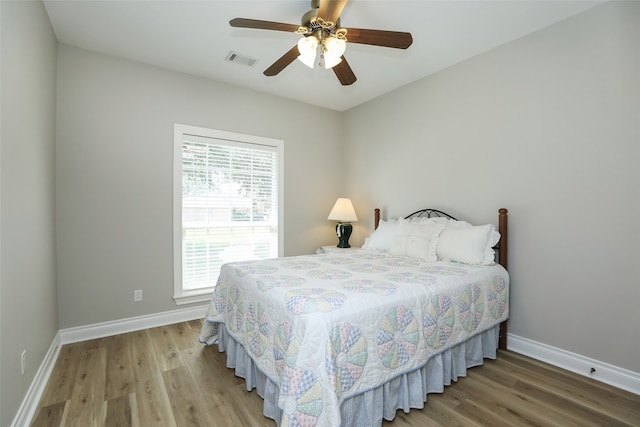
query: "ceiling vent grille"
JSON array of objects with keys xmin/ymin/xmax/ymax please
[{"xmin": 225, "ymin": 51, "xmax": 258, "ymax": 67}]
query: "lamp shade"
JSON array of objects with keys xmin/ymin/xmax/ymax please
[
  {"xmin": 323, "ymin": 37, "xmax": 346, "ymax": 69},
  {"xmin": 328, "ymin": 198, "xmax": 358, "ymax": 222},
  {"xmin": 297, "ymin": 36, "xmax": 318, "ymax": 68},
  {"xmin": 323, "ymin": 53, "xmax": 342, "ymax": 69}
]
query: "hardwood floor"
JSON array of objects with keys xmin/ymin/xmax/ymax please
[{"xmin": 30, "ymin": 320, "xmax": 640, "ymax": 427}]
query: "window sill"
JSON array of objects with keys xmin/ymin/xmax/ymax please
[{"xmin": 174, "ymin": 290, "xmax": 213, "ymax": 306}]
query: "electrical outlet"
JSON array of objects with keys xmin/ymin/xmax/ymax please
[
  {"xmin": 21, "ymin": 350, "xmax": 26, "ymax": 375},
  {"xmin": 134, "ymin": 289, "xmax": 143, "ymax": 302}
]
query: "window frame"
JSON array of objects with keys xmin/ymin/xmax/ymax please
[{"xmin": 173, "ymin": 124, "xmax": 284, "ymax": 305}]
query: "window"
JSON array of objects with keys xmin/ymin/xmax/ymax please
[{"xmin": 173, "ymin": 124, "xmax": 283, "ymax": 304}]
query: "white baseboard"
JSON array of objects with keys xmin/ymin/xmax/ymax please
[
  {"xmin": 59, "ymin": 304, "xmax": 208, "ymax": 344},
  {"xmin": 10, "ymin": 332, "xmax": 62, "ymax": 427},
  {"xmin": 508, "ymin": 333, "xmax": 640, "ymax": 395},
  {"xmin": 11, "ymin": 305, "xmax": 208, "ymax": 427}
]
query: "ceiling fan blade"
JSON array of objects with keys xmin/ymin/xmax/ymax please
[
  {"xmin": 264, "ymin": 45, "xmax": 300, "ymax": 76},
  {"xmin": 317, "ymin": 0, "xmax": 349, "ymax": 24},
  {"xmin": 346, "ymin": 28, "xmax": 413, "ymax": 49},
  {"xmin": 230, "ymin": 18, "xmax": 299, "ymax": 33},
  {"xmin": 332, "ymin": 57, "xmax": 356, "ymax": 86}
]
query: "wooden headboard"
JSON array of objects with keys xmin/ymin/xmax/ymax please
[{"xmin": 374, "ymin": 207, "xmax": 509, "ymax": 350}]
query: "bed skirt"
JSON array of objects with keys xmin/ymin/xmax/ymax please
[{"xmin": 212, "ymin": 323, "xmax": 500, "ymax": 427}]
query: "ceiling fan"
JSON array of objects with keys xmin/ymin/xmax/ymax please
[{"xmin": 230, "ymin": 0, "xmax": 413, "ymax": 86}]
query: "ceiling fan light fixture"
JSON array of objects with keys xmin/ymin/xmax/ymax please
[
  {"xmin": 297, "ymin": 36, "xmax": 318, "ymax": 68},
  {"xmin": 322, "ymin": 36, "xmax": 346, "ymax": 69},
  {"xmin": 323, "ymin": 53, "xmax": 342, "ymax": 69},
  {"xmin": 324, "ymin": 36, "xmax": 346, "ymax": 57},
  {"xmin": 298, "ymin": 52, "xmax": 316, "ymax": 68}
]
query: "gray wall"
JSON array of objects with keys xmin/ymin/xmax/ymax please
[
  {"xmin": 56, "ymin": 45, "xmax": 344, "ymax": 329},
  {"xmin": 344, "ymin": 1, "xmax": 640, "ymax": 373},
  {"xmin": 0, "ymin": 1, "xmax": 58, "ymax": 425}
]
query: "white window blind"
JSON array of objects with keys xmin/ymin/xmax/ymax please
[{"xmin": 174, "ymin": 125, "xmax": 283, "ymax": 304}]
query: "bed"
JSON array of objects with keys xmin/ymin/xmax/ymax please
[{"xmin": 199, "ymin": 207, "xmax": 509, "ymax": 426}]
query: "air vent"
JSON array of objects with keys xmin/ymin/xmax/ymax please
[{"xmin": 225, "ymin": 51, "xmax": 258, "ymax": 67}]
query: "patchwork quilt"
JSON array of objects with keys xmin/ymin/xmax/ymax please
[{"xmin": 199, "ymin": 249, "xmax": 509, "ymax": 427}]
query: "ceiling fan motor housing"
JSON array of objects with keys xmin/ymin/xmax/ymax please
[{"xmin": 301, "ymin": 8, "xmax": 340, "ymax": 32}]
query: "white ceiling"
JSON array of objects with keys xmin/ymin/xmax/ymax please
[{"xmin": 43, "ymin": 0, "xmax": 605, "ymax": 111}]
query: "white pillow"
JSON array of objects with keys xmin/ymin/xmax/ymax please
[
  {"xmin": 389, "ymin": 218, "xmax": 445, "ymax": 261},
  {"xmin": 437, "ymin": 222, "xmax": 500, "ymax": 265},
  {"xmin": 362, "ymin": 219, "xmax": 399, "ymax": 251}
]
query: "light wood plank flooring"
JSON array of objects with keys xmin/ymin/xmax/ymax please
[{"xmin": 31, "ymin": 320, "xmax": 640, "ymax": 427}]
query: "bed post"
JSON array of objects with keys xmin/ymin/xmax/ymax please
[
  {"xmin": 497, "ymin": 208, "xmax": 508, "ymax": 351},
  {"xmin": 374, "ymin": 208, "xmax": 380, "ymax": 230},
  {"xmin": 498, "ymin": 208, "xmax": 508, "ymax": 271}
]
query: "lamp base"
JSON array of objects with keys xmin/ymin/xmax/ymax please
[{"xmin": 336, "ymin": 222, "xmax": 353, "ymax": 248}]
